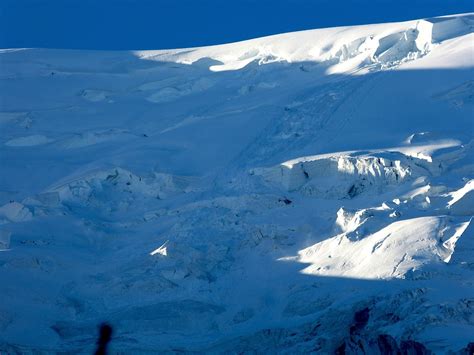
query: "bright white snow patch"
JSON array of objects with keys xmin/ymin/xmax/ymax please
[
  {"xmin": 150, "ymin": 241, "xmax": 168, "ymax": 256},
  {"xmin": 292, "ymin": 216, "xmax": 463, "ymax": 279},
  {"xmin": 448, "ymin": 180, "xmax": 474, "ymax": 216}
]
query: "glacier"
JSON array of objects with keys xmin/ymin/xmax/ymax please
[{"xmin": 0, "ymin": 13, "xmax": 473, "ymax": 353}]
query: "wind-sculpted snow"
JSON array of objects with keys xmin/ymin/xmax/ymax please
[
  {"xmin": 51, "ymin": 167, "xmax": 196, "ymax": 206},
  {"xmin": 137, "ymin": 20, "xmax": 435, "ymax": 73},
  {"xmin": 0, "ymin": 13, "xmax": 473, "ymax": 354},
  {"xmin": 448, "ymin": 180, "xmax": 474, "ymax": 216},
  {"xmin": 291, "ymin": 216, "xmax": 469, "ymax": 279}
]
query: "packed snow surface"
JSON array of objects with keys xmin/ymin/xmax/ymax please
[{"xmin": 0, "ymin": 13, "xmax": 473, "ymax": 353}]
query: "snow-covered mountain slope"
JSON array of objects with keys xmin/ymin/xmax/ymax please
[{"xmin": 0, "ymin": 13, "xmax": 473, "ymax": 354}]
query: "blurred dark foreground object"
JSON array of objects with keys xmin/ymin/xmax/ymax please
[{"xmin": 94, "ymin": 323, "xmax": 113, "ymax": 355}]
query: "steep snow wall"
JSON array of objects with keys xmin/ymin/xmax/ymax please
[
  {"xmin": 252, "ymin": 153, "xmax": 415, "ymax": 199},
  {"xmin": 135, "ymin": 16, "xmax": 472, "ymax": 73}
]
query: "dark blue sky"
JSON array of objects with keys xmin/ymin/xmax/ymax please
[{"xmin": 1, "ymin": 0, "xmax": 473, "ymax": 50}]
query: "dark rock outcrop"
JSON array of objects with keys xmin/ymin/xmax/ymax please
[
  {"xmin": 377, "ymin": 334, "xmax": 400, "ymax": 355},
  {"xmin": 399, "ymin": 340, "xmax": 431, "ymax": 355},
  {"xmin": 334, "ymin": 308, "xmax": 433, "ymax": 355}
]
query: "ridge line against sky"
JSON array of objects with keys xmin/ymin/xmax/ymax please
[{"xmin": 1, "ymin": 0, "xmax": 473, "ymax": 50}]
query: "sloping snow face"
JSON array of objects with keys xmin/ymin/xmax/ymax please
[{"xmin": 0, "ymin": 13, "xmax": 473, "ymax": 354}]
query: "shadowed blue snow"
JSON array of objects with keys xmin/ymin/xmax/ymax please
[
  {"xmin": 0, "ymin": 0, "xmax": 473, "ymax": 49},
  {"xmin": 0, "ymin": 13, "xmax": 473, "ymax": 352},
  {"xmin": 1, "ymin": 3, "xmax": 474, "ymax": 353}
]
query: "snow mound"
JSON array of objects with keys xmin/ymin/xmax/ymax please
[
  {"xmin": 448, "ymin": 179, "xmax": 474, "ymax": 216},
  {"xmin": 293, "ymin": 216, "xmax": 466, "ymax": 279},
  {"xmin": 22, "ymin": 192, "xmax": 61, "ymax": 207},
  {"xmin": 405, "ymin": 131, "xmax": 447, "ymax": 144},
  {"xmin": 51, "ymin": 168, "xmax": 196, "ymax": 211},
  {"xmin": 146, "ymin": 78, "xmax": 214, "ymax": 103},
  {"xmin": 0, "ymin": 202, "xmax": 33, "ymax": 223},
  {"xmin": 60, "ymin": 129, "xmax": 133, "ymax": 149},
  {"xmin": 79, "ymin": 89, "xmax": 114, "ymax": 102},
  {"xmin": 449, "ymin": 218, "xmax": 474, "ymax": 267},
  {"xmin": 433, "ymin": 80, "xmax": 474, "ymax": 108},
  {"xmin": 238, "ymin": 81, "xmax": 278, "ymax": 95},
  {"xmin": 5, "ymin": 135, "xmax": 53, "ymax": 147},
  {"xmin": 335, "ymin": 203, "xmax": 398, "ymax": 240},
  {"xmin": 0, "ymin": 230, "xmax": 11, "ymax": 249},
  {"xmin": 0, "ymin": 112, "xmax": 27, "ymax": 125}
]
